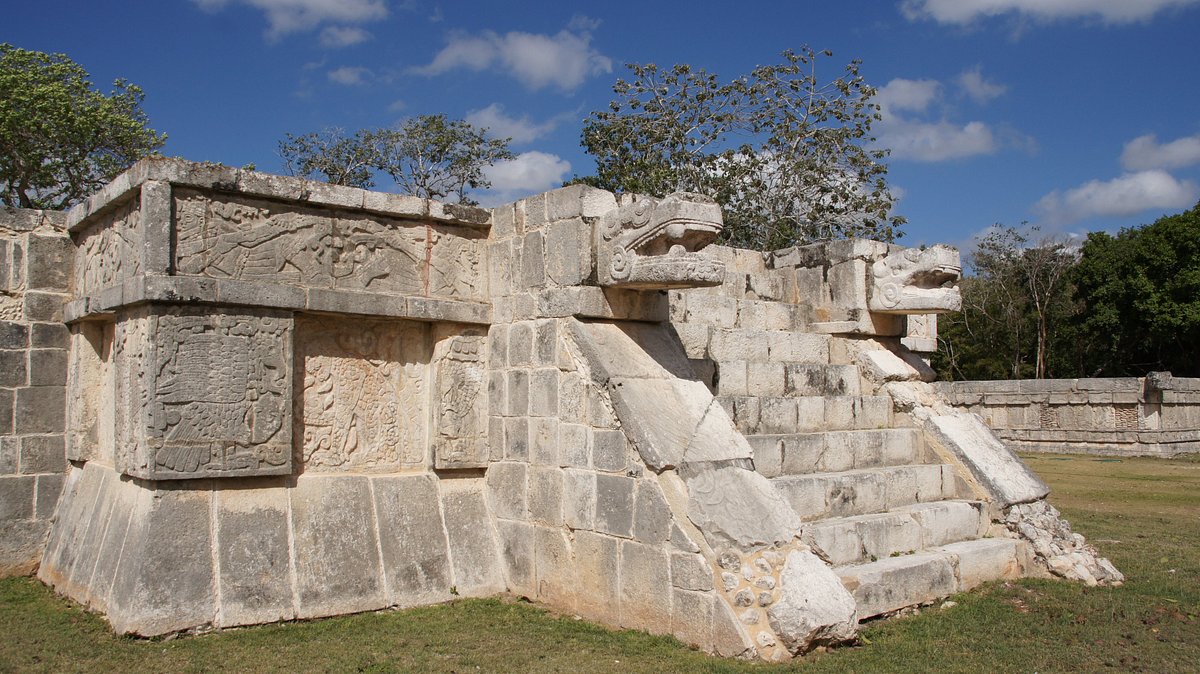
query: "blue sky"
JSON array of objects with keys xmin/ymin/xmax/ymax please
[{"xmin": 7, "ymin": 0, "xmax": 1200, "ymax": 248}]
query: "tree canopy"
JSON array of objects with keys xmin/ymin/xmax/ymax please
[
  {"xmin": 0, "ymin": 43, "xmax": 165, "ymax": 209},
  {"xmin": 579, "ymin": 47, "xmax": 903, "ymax": 251},
  {"xmin": 277, "ymin": 115, "xmax": 513, "ymax": 206},
  {"xmin": 935, "ymin": 203, "xmax": 1200, "ymax": 380}
]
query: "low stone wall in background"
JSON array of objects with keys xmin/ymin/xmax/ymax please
[{"xmin": 936, "ymin": 374, "xmax": 1200, "ymax": 457}]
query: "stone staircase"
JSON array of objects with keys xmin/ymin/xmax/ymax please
[{"xmin": 718, "ymin": 361, "xmax": 1025, "ymax": 620}]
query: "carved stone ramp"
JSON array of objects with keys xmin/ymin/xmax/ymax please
[{"xmin": 564, "ymin": 318, "xmax": 859, "ymax": 660}]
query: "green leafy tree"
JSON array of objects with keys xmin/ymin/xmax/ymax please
[
  {"xmin": 0, "ymin": 43, "xmax": 165, "ymax": 209},
  {"xmin": 279, "ymin": 115, "xmax": 513, "ymax": 206},
  {"xmin": 375, "ymin": 115, "xmax": 513, "ymax": 206},
  {"xmin": 278, "ymin": 127, "xmax": 380, "ymax": 189},
  {"xmin": 1073, "ymin": 203, "xmax": 1200, "ymax": 376},
  {"xmin": 580, "ymin": 47, "xmax": 903, "ymax": 250},
  {"xmin": 934, "ymin": 226, "xmax": 1079, "ymax": 380}
]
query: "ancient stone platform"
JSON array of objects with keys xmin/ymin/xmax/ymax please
[{"xmin": 1, "ymin": 159, "xmax": 1122, "ymax": 660}]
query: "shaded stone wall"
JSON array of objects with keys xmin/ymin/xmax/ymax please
[
  {"xmin": 0, "ymin": 207, "xmax": 72, "ymax": 574},
  {"xmin": 936, "ymin": 376, "xmax": 1200, "ymax": 457}
]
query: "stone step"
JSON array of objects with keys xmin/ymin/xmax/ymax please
[
  {"xmin": 749, "ymin": 428, "xmax": 925, "ymax": 477},
  {"xmin": 772, "ymin": 464, "xmax": 961, "ymax": 521},
  {"xmin": 809, "ymin": 500, "xmax": 989, "ymax": 567},
  {"xmin": 719, "ymin": 395, "xmax": 893, "ymax": 435},
  {"xmin": 715, "ymin": 361, "xmax": 862, "ymax": 398},
  {"xmin": 836, "ymin": 538, "xmax": 1025, "ymax": 619}
]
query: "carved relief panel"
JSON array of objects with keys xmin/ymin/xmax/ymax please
[
  {"xmin": 432, "ymin": 329, "xmax": 488, "ymax": 469},
  {"xmin": 113, "ymin": 307, "xmax": 293, "ymax": 480},
  {"xmin": 73, "ymin": 197, "xmax": 142, "ymax": 296},
  {"xmin": 173, "ymin": 189, "xmax": 485, "ymax": 300},
  {"xmin": 294, "ymin": 316, "xmax": 431, "ymax": 472}
]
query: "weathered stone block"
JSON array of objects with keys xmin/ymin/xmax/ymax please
[
  {"xmin": 619, "ymin": 540, "xmax": 672, "ymax": 632},
  {"xmin": 215, "ymin": 483, "xmax": 293, "ymax": 625},
  {"xmin": 528, "ymin": 466, "xmax": 564, "ymax": 526},
  {"xmin": 503, "ymin": 416, "xmax": 529, "ymax": 461},
  {"xmin": 0, "ymin": 350, "xmax": 26, "ymax": 387},
  {"xmin": 486, "ymin": 461, "xmax": 528, "ymax": 520},
  {"xmin": 671, "ymin": 588, "xmax": 715, "ymax": 648},
  {"xmin": 633, "ymin": 478, "xmax": 671, "ymax": 544},
  {"xmin": 19, "ymin": 435, "xmax": 65, "ymax": 474},
  {"xmin": 439, "ymin": 480, "xmax": 505, "ymax": 596},
  {"xmin": 494, "ymin": 519, "xmax": 534, "ymax": 597},
  {"xmin": 433, "ymin": 332, "xmax": 489, "ymax": 469},
  {"xmin": 25, "ymin": 234, "xmax": 72, "ymax": 290},
  {"xmin": 557, "ymin": 422, "xmax": 589, "ymax": 468},
  {"xmin": 34, "ymin": 473, "xmax": 64, "ymax": 518},
  {"xmin": 529, "ymin": 416, "xmax": 558, "ymax": 464},
  {"xmin": 506, "ymin": 370, "xmax": 529, "ymax": 416},
  {"xmin": 521, "ymin": 231, "xmax": 546, "ymax": 289},
  {"xmin": 529, "ymin": 367, "xmax": 559, "ymax": 417},
  {"xmin": 534, "ymin": 525, "xmax": 576, "ymax": 609},
  {"xmin": 23, "ymin": 291, "xmax": 68, "ymax": 321},
  {"xmin": 29, "ymin": 348, "xmax": 68, "ymax": 386},
  {"xmin": 15, "ymin": 386, "xmax": 64, "ymax": 434},
  {"xmin": 573, "ymin": 530, "xmax": 620, "ymax": 623},
  {"xmin": 31, "ymin": 323, "xmax": 70, "ymax": 349},
  {"xmin": 594, "ymin": 473, "xmax": 635, "ymax": 537},
  {"xmin": 373, "ymin": 475, "xmax": 454, "ymax": 606},
  {"xmin": 0, "ymin": 475, "xmax": 34, "ymax": 520},
  {"xmin": 290, "ymin": 475, "xmax": 385, "ymax": 619},
  {"xmin": 0, "ymin": 321, "xmax": 29, "ymax": 349},
  {"xmin": 545, "ymin": 218, "xmax": 589, "ymax": 286},
  {"xmin": 591, "ymin": 428, "xmax": 628, "ymax": 473},
  {"xmin": 562, "ymin": 468, "xmax": 596, "ymax": 530},
  {"xmin": 670, "ymin": 551, "xmax": 714, "ymax": 591}
]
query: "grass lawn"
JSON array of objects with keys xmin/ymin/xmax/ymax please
[{"xmin": 2, "ymin": 453, "xmax": 1197, "ymax": 673}]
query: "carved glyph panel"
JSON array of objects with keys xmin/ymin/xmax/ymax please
[
  {"xmin": 294, "ymin": 316, "xmax": 431, "ymax": 472},
  {"xmin": 173, "ymin": 189, "xmax": 485, "ymax": 300},
  {"xmin": 432, "ymin": 330, "xmax": 488, "ymax": 469},
  {"xmin": 74, "ymin": 196, "xmax": 141, "ymax": 296},
  {"xmin": 113, "ymin": 307, "xmax": 293, "ymax": 480}
]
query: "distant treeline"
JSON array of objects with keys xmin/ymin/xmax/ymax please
[{"xmin": 932, "ymin": 202, "xmax": 1200, "ymax": 380}]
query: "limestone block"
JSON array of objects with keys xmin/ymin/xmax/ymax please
[
  {"xmin": 858, "ymin": 348, "xmax": 919, "ymax": 383},
  {"xmin": 0, "ymin": 475, "xmax": 34, "ymax": 521},
  {"xmin": 767, "ymin": 549, "xmax": 857, "ymax": 654},
  {"xmin": 534, "ymin": 525, "xmax": 577, "ymax": 609},
  {"xmin": 670, "ymin": 551, "xmax": 715, "ymax": 592},
  {"xmin": 840, "ymin": 552, "xmax": 957, "ymax": 619},
  {"xmin": 595, "ymin": 473, "xmax": 635, "ymax": 537},
  {"xmin": 495, "ymin": 519, "xmax": 534, "ymax": 597},
  {"xmin": 529, "ymin": 417, "xmax": 559, "ymax": 464},
  {"xmin": 19, "ymin": 435, "xmax": 65, "ymax": 474},
  {"xmin": 520, "ymin": 231, "xmax": 546, "ymax": 289},
  {"xmin": 747, "ymin": 362, "xmax": 786, "ymax": 397},
  {"xmin": 433, "ymin": 331, "xmax": 489, "ymax": 469},
  {"xmin": 573, "ymin": 530, "xmax": 620, "ymax": 623},
  {"xmin": 633, "ymin": 478, "xmax": 671, "ymax": 543},
  {"xmin": 717, "ymin": 360, "xmax": 748, "ymax": 396},
  {"xmin": 503, "ymin": 417, "xmax": 529, "ymax": 460},
  {"xmin": 562, "ymin": 468, "xmax": 596, "ymax": 530},
  {"xmin": 290, "ymin": 475, "xmax": 386, "ymax": 618},
  {"xmin": 507, "ymin": 323, "xmax": 533, "ymax": 366},
  {"xmin": 945, "ymin": 538, "xmax": 1022, "ymax": 590},
  {"xmin": 557, "ymin": 422, "xmax": 589, "ymax": 468},
  {"xmin": 295, "ymin": 316, "xmax": 429, "ymax": 473},
  {"xmin": 795, "ymin": 396, "xmax": 825, "ymax": 432},
  {"xmin": 506, "ymin": 370, "xmax": 529, "ymax": 417},
  {"xmin": 14, "ymin": 386, "xmax": 65, "ymax": 434},
  {"xmin": 592, "ymin": 428, "xmax": 628, "ymax": 472},
  {"xmin": 545, "ymin": 218, "xmax": 590, "ymax": 286},
  {"xmin": 529, "ymin": 367, "xmax": 559, "ymax": 417},
  {"xmin": 683, "ymin": 464, "xmax": 801, "ymax": 550},
  {"xmin": 34, "ymin": 473, "xmax": 64, "ymax": 518},
  {"xmin": 80, "ymin": 477, "xmax": 215, "ymax": 635},
  {"xmin": 113, "ymin": 308, "xmax": 292, "ymax": 480},
  {"xmin": 917, "ymin": 409, "xmax": 1050, "ymax": 506},
  {"xmin": 619, "ymin": 540, "xmax": 672, "ymax": 632},
  {"xmin": 528, "ymin": 466, "xmax": 564, "ymax": 526},
  {"xmin": 439, "ymin": 480, "xmax": 505, "ymax": 596},
  {"xmin": 558, "ymin": 373, "xmax": 587, "ymax": 423},
  {"xmin": 215, "ymin": 482, "xmax": 293, "ymax": 625},
  {"xmin": 708, "ymin": 329, "xmax": 770, "ymax": 362},
  {"xmin": 605, "ymin": 377, "xmax": 711, "ymax": 470},
  {"xmin": 671, "ymin": 587, "xmax": 715, "ymax": 648},
  {"xmin": 759, "ymin": 397, "xmax": 798, "ymax": 434},
  {"xmin": 486, "ymin": 461, "xmax": 528, "ymax": 521},
  {"xmin": 684, "ymin": 400, "xmax": 754, "ymax": 465}
]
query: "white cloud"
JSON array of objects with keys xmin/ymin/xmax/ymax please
[
  {"xmin": 901, "ymin": 0, "xmax": 1200, "ymax": 26},
  {"xmin": 319, "ymin": 26, "xmax": 371, "ymax": 47},
  {"xmin": 193, "ymin": 0, "xmax": 387, "ymax": 39},
  {"xmin": 328, "ymin": 66, "xmax": 370, "ymax": 85},
  {"xmin": 465, "ymin": 104, "xmax": 561, "ymax": 145},
  {"xmin": 875, "ymin": 78, "xmax": 940, "ymax": 113},
  {"xmin": 480, "ymin": 151, "xmax": 571, "ymax": 204},
  {"xmin": 1121, "ymin": 133, "xmax": 1200, "ymax": 171},
  {"xmin": 957, "ymin": 66, "xmax": 1007, "ymax": 103},
  {"xmin": 414, "ymin": 20, "xmax": 612, "ymax": 91},
  {"xmin": 1034, "ymin": 170, "xmax": 1200, "ymax": 223},
  {"xmin": 873, "ymin": 77, "xmax": 1001, "ymax": 161},
  {"xmin": 878, "ymin": 119, "xmax": 998, "ymax": 161}
]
